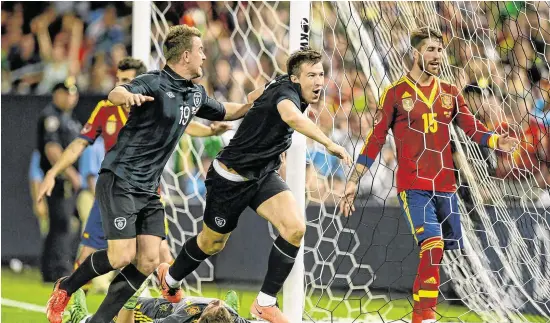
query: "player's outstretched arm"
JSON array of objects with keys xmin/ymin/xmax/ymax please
[
  {"xmin": 185, "ymin": 121, "xmax": 232, "ymax": 137},
  {"xmin": 108, "ymin": 86, "xmax": 154, "ymax": 108},
  {"xmin": 222, "ymin": 86, "xmax": 265, "ymax": 120},
  {"xmin": 37, "ymin": 138, "xmax": 89, "ymax": 201},
  {"xmin": 277, "ymin": 99, "xmax": 352, "ymax": 165}
]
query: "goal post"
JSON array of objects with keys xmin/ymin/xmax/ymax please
[
  {"xmin": 131, "ymin": 1, "xmax": 152, "ymax": 69},
  {"xmin": 284, "ymin": 2, "xmax": 311, "ymax": 321}
]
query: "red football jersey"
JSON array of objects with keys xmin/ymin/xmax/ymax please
[
  {"xmin": 79, "ymin": 100, "xmax": 128, "ymax": 152},
  {"xmin": 495, "ymin": 118, "xmax": 547, "ymax": 177},
  {"xmin": 357, "ymin": 74, "xmax": 498, "ymax": 193}
]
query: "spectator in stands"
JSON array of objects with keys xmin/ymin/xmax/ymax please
[
  {"xmin": 87, "ymin": 53, "xmax": 114, "ymax": 94},
  {"xmin": 7, "ymin": 33, "xmax": 42, "ymax": 94},
  {"xmin": 86, "ymin": 5, "xmax": 124, "ymax": 55},
  {"xmin": 34, "ymin": 13, "xmax": 83, "ymax": 94}
]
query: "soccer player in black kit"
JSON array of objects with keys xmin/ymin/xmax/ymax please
[
  {"xmin": 157, "ymin": 49, "xmax": 352, "ymax": 323},
  {"xmin": 46, "ymin": 25, "xmax": 262, "ymax": 323}
]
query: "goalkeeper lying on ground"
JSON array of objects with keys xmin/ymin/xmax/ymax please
[{"xmin": 64, "ymin": 279, "xmax": 250, "ymax": 323}]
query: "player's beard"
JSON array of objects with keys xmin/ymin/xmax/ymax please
[{"xmin": 419, "ymin": 58, "xmax": 440, "ymax": 76}]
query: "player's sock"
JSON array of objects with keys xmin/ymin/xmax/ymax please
[
  {"xmin": 87, "ymin": 264, "xmax": 147, "ymax": 323},
  {"xmin": 257, "ymin": 291, "xmax": 277, "ymax": 307},
  {"xmin": 258, "ymin": 236, "xmax": 300, "ymax": 306},
  {"xmin": 167, "ymin": 236, "xmax": 210, "ymax": 286},
  {"xmin": 412, "ymin": 237, "xmax": 443, "ymax": 320},
  {"xmin": 60, "ymin": 249, "xmax": 114, "ymax": 295},
  {"xmin": 73, "ymin": 257, "xmax": 93, "ymax": 294}
]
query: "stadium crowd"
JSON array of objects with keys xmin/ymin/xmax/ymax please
[{"xmin": 4, "ymin": 1, "xmax": 550, "ymax": 208}]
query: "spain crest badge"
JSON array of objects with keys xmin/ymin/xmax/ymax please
[
  {"xmin": 402, "ymin": 98, "xmax": 414, "ymax": 112},
  {"xmin": 441, "ymin": 93, "xmax": 453, "ymax": 110}
]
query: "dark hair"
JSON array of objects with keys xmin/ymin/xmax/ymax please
[
  {"xmin": 117, "ymin": 57, "xmax": 147, "ymax": 77},
  {"xmin": 199, "ymin": 305, "xmax": 232, "ymax": 323},
  {"xmin": 286, "ymin": 48, "xmax": 322, "ymax": 77},
  {"xmin": 410, "ymin": 27, "xmax": 443, "ymax": 50},
  {"xmin": 164, "ymin": 24, "xmax": 202, "ymax": 64}
]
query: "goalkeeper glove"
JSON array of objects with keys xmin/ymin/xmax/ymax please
[{"xmin": 124, "ymin": 277, "xmax": 150, "ymax": 310}]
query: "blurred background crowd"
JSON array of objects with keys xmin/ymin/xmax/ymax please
[{"xmin": 3, "ymin": 1, "xmax": 550, "ymax": 211}]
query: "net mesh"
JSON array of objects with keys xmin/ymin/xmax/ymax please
[{"xmin": 148, "ymin": 1, "xmax": 550, "ymax": 322}]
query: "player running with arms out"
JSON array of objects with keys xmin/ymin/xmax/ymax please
[
  {"xmin": 38, "ymin": 57, "xmax": 231, "ymax": 279},
  {"xmin": 339, "ymin": 27, "xmax": 519, "ymax": 323},
  {"xmin": 44, "ymin": 24, "xmax": 260, "ymax": 323},
  {"xmin": 64, "ymin": 282, "xmax": 248, "ymax": 323},
  {"xmin": 156, "ymin": 48, "xmax": 352, "ymax": 323}
]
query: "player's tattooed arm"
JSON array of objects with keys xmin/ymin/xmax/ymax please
[
  {"xmin": 349, "ymin": 163, "xmax": 367, "ymax": 184},
  {"xmin": 340, "ymin": 163, "xmax": 368, "ymax": 217}
]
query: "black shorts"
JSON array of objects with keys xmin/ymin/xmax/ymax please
[
  {"xmin": 96, "ymin": 171, "xmax": 165, "ymax": 240},
  {"xmin": 203, "ymin": 164, "xmax": 289, "ymax": 234}
]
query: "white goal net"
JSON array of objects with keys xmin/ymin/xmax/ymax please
[{"xmin": 143, "ymin": 1, "xmax": 550, "ymax": 322}]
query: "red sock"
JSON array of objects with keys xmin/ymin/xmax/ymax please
[{"xmin": 412, "ymin": 237, "xmax": 443, "ymax": 322}]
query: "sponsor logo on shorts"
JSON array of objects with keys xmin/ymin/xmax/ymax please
[
  {"xmin": 215, "ymin": 217, "xmax": 226, "ymax": 228},
  {"xmin": 114, "ymin": 217, "xmax": 127, "ymax": 230}
]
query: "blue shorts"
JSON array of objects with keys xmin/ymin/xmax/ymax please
[
  {"xmin": 81, "ymin": 199, "xmax": 108, "ymax": 250},
  {"xmin": 397, "ymin": 190, "xmax": 463, "ymax": 250}
]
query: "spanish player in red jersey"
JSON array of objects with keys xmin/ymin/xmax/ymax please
[
  {"xmin": 37, "ymin": 57, "xmax": 231, "ymax": 294},
  {"xmin": 340, "ymin": 27, "xmax": 519, "ymax": 323}
]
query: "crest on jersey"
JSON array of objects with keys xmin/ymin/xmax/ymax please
[
  {"xmin": 114, "ymin": 217, "xmax": 127, "ymax": 230},
  {"xmin": 106, "ymin": 115, "xmax": 117, "ymax": 135},
  {"xmin": 215, "ymin": 217, "xmax": 226, "ymax": 227},
  {"xmin": 193, "ymin": 92, "xmax": 202, "ymax": 108},
  {"xmin": 81, "ymin": 124, "xmax": 92, "ymax": 134},
  {"xmin": 402, "ymin": 98, "xmax": 414, "ymax": 112},
  {"xmin": 185, "ymin": 306, "xmax": 201, "ymax": 315},
  {"xmin": 441, "ymin": 93, "xmax": 453, "ymax": 109}
]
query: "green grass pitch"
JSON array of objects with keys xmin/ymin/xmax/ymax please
[{"xmin": 1, "ymin": 267, "xmax": 543, "ymax": 322}]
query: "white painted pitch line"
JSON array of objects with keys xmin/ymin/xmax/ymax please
[{"xmin": 1, "ymin": 298, "xmax": 46, "ymax": 313}]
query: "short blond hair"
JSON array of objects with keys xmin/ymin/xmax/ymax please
[
  {"xmin": 164, "ymin": 25, "xmax": 202, "ymax": 64},
  {"xmin": 199, "ymin": 305, "xmax": 232, "ymax": 323}
]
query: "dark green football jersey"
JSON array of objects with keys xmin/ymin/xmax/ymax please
[
  {"xmin": 100, "ymin": 66, "xmax": 226, "ymax": 192},
  {"xmin": 216, "ymin": 74, "xmax": 308, "ymax": 180}
]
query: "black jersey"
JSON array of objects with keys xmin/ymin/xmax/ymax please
[
  {"xmin": 216, "ymin": 75, "xmax": 308, "ymax": 179},
  {"xmin": 124, "ymin": 296, "xmax": 249, "ymax": 323},
  {"xmin": 100, "ymin": 66, "xmax": 226, "ymax": 192}
]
